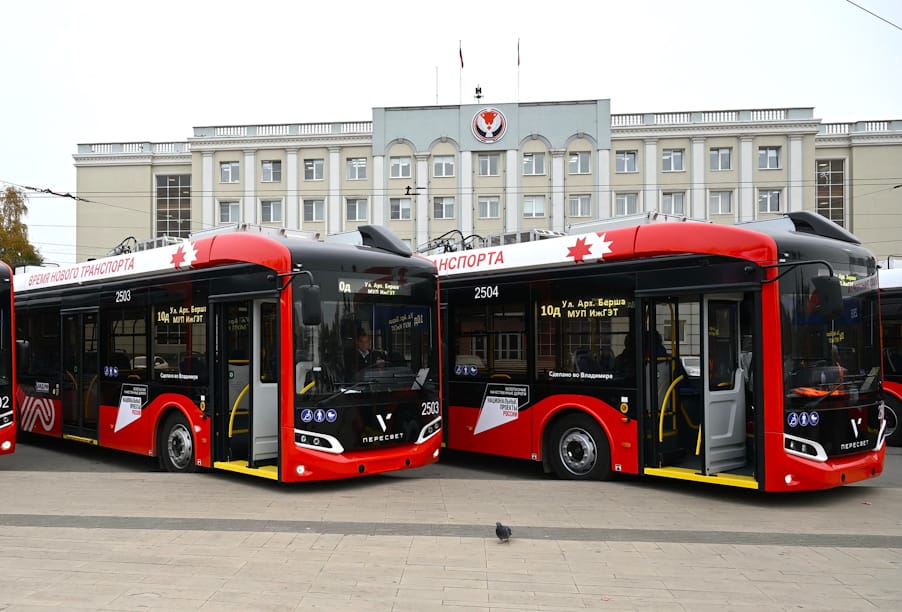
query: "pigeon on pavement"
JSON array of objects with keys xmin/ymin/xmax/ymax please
[{"xmin": 495, "ymin": 521, "xmax": 512, "ymax": 543}]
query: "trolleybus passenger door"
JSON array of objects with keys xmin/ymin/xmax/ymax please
[
  {"xmin": 250, "ymin": 299, "xmax": 278, "ymax": 465},
  {"xmin": 702, "ymin": 295, "xmax": 747, "ymax": 474},
  {"xmin": 61, "ymin": 308, "xmax": 100, "ymax": 440}
]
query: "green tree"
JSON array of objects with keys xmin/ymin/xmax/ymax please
[{"xmin": 0, "ymin": 186, "xmax": 43, "ymax": 268}]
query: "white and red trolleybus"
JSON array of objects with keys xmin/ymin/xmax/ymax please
[
  {"xmin": 13, "ymin": 225, "xmax": 442, "ymax": 481},
  {"xmin": 432, "ymin": 211, "xmax": 887, "ymax": 492},
  {"xmin": 1, "ymin": 260, "xmax": 18, "ymax": 455},
  {"xmin": 878, "ymin": 266, "xmax": 902, "ymax": 446}
]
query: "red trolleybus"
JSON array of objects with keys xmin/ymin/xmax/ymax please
[
  {"xmin": 878, "ymin": 266, "xmax": 902, "ymax": 446},
  {"xmin": 1, "ymin": 261, "xmax": 18, "ymax": 455},
  {"xmin": 14, "ymin": 225, "xmax": 441, "ymax": 481},
  {"xmin": 432, "ymin": 211, "xmax": 886, "ymax": 492}
]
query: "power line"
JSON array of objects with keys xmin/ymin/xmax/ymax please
[{"xmin": 844, "ymin": 0, "xmax": 902, "ymax": 32}]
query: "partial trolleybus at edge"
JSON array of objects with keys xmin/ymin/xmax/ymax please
[
  {"xmin": 13, "ymin": 225, "xmax": 442, "ymax": 482},
  {"xmin": 878, "ymin": 265, "xmax": 902, "ymax": 447},
  {"xmin": 1, "ymin": 260, "xmax": 25, "ymax": 456},
  {"xmin": 431, "ymin": 211, "xmax": 887, "ymax": 492}
]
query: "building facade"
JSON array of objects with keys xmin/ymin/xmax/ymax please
[{"xmin": 72, "ymin": 100, "xmax": 902, "ymax": 262}]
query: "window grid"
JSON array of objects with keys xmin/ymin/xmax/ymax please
[
  {"xmin": 523, "ymin": 153, "xmax": 545, "ymax": 175},
  {"xmin": 478, "ymin": 196, "xmax": 500, "ymax": 219},
  {"xmin": 661, "ymin": 192, "xmax": 684, "ymax": 215},
  {"xmin": 346, "ymin": 198, "xmax": 368, "ymax": 221},
  {"xmin": 261, "ymin": 200, "xmax": 282, "ymax": 224},
  {"xmin": 303, "ymin": 199, "xmax": 324, "ymax": 222},
  {"xmin": 219, "ymin": 200, "xmax": 239, "ymax": 223},
  {"xmin": 568, "ymin": 152, "xmax": 590, "ymax": 174},
  {"xmin": 758, "ymin": 146, "xmax": 781, "ymax": 170},
  {"xmin": 390, "ymin": 157, "xmax": 411, "ymax": 179},
  {"xmin": 616, "ymin": 151, "xmax": 637, "ymax": 173},
  {"xmin": 390, "ymin": 197, "xmax": 412, "ymax": 220},
  {"xmin": 219, "ymin": 162, "xmax": 239, "ymax": 183},
  {"xmin": 433, "ymin": 196, "xmax": 455, "ymax": 219},
  {"xmin": 433, "ymin": 155, "xmax": 455, "ymax": 177},
  {"xmin": 710, "ymin": 148, "xmax": 732, "ymax": 171},
  {"xmin": 261, "ymin": 160, "xmax": 281, "ymax": 182},
  {"xmin": 155, "ymin": 174, "xmax": 191, "ymax": 238},
  {"xmin": 304, "ymin": 159, "xmax": 324, "ymax": 181},
  {"xmin": 709, "ymin": 191, "xmax": 733, "ymax": 215},
  {"xmin": 662, "ymin": 149, "xmax": 684, "ymax": 172},
  {"xmin": 816, "ymin": 159, "xmax": 845, "ymax": 227},
  {"xmin": 758, "ymin": 189, "xmax": 781, "ymax": 213},
  {"xmin": 478, "ymin": 153, "xmax": 500, "ymax": 176},
  {"xmin": 346, "ymin": 158, "xmax": 367, "ymax": 180},
  {"xmin": 615, "ymin": 193, "xmax": 638, "ymax": 216},
  {"xmin": 523, "ymin": 195, "xmax": 545, "ymax": 218},
  {"xmin": 569, "ymin": 194, "xmax": 591, "ymax": 217}
]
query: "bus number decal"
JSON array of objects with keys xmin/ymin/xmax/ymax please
[
  {"xmin": 115, "ymin": 289, "xmax": 132, "ymax": 303},
  {"xmin": 474, "ymin": 285, "xmax": 499, "ymax": 300},
  {"xmin": 421, "ymin": 401, "xmax": 440, "ymax": 416},
  {"xmin": 0, "ymin": 395, "xmax": 9, "ymax": 410}
]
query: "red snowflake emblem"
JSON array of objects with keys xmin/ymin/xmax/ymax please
[
  {"xmin": 171, "ymin": 246, "xmax": 188, "ymax": 269},
  {"xmin": 566, "ymin": 237, "xmax": 593, "ymax": 263}
]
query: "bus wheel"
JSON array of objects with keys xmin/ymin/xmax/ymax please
[
  {"xmin": 160, "ymin": 413, "xmax": 196, "ymax": 473},
  {"xmin": 886, "ymin": 399, "xmax": 902, "ymax": 447},
  {"xmin": 548, "ymin": 414, "xmax": 611, "ymax": 480}
]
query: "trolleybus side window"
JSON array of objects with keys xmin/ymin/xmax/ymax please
[{"xmin": 454, "ymin": 300, "xmax": 526, "ymax": 381}]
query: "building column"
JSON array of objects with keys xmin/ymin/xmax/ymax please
[
  {"xmin": 550, "ymin": 149, "xmax": 565, "ymax": 232},
  {"xmin": 506, "ymin": 150, "xmax": 520, "ymax": 233},
  {"xmin": 739, "ymin": 137, "xmax": 754, "ymax": 222},
  {"xmin": 460, "ymin": 151, "xmax": 474, "ymax": 239},
  {"xmin": 243, "ymin": 149, "xmax": 256, "ymax": 224},
  {"xmin": 372, "ymin": 155, "xmax": 385, "ymax": 224},
  {"xmin": 328, "ymin": 147, "xmax": 341, "ymax": 235},
  {"xmin": 286, "ymin": 148, "xmax": 299, "ymax": 229},
  {"xmin": 691, "ymin": 138, "xmax": 705, "ymax": 219},
  {"xmin": 788, "ymin": 135, "xmax": 803, "ymax": 212},
  {"xmin": 202, "ymin": 152, "xmax": 214, "ymax": 230},
  {"xmin": 415, "ymin": 154, "xmax": 430, "ymax": 249},
  {"xmin": 596, "ymin": 148, "xmax": 611, "ymax": 220},
  {"xmin": 643, "ymin": 139, "xmax": 658, "ymax": 212}
]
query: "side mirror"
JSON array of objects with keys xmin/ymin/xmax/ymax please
[
  {"xmin": 810, "ymin": 275, "xmax": 843, "ymax": 320},
  {"xmin": 297, "ymin": 285, "xmax": 322, "ymax": 326}
]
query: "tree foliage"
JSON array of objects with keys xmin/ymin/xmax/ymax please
[{"xmin": 0, "ymin": 186, "xmax": 43, "ymax": 268}]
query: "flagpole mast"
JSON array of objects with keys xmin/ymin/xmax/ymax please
[
  {"xmin": 459, "ymin": 40, "xmax": 463, "ymax": 105},
  {"xmin": 517, "ymin": 38, "xmax": 520, "ymax": 102}
]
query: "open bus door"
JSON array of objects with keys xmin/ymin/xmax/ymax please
[
  {"xmin": 61, "ymin": 308, "xmax": 100, "ymax": 443},
  {"xmin": 643, "ymin": 294, "xmax": 753, "ymax": 485},
  {"xmin": 213, "ymin": 298, "xmax": 279, "ymax": 477}
]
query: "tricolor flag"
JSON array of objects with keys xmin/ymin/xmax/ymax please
[{"xmin": 459, "ymin": 40, "xmax": 464, "ymax": 69}]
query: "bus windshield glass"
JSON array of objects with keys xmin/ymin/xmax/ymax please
[
  {"xmin": 780, "ymin": 260, "xmax": 880, "ymax": 405},
  {"xmin": 293, "ymin": 272, "xmax": 437, "ymax": 397}
]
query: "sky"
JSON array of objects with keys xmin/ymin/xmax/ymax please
[{"xmin": 2, "ymin": 0, "xmax": 901, "ymax": 265}]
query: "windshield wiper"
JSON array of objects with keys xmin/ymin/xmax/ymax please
[{"xmin": 316, "ymin": 380, "xmax": 373, "ymax": 406}]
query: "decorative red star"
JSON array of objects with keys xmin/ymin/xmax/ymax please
[
  {"xmin": 170, "ymin": 246, "xmax": 187, "ymax": 269},
  {"xmin": 566, "ymin": 237, "xmax": 593, "ymax": 263}
]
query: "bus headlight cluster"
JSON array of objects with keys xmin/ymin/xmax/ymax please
[{"xmin": 416, "ymin": 417, "xmax": 442, "ymax": 443}]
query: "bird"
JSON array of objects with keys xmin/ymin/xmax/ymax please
[{"xmin": 495, "ymin": 521, "xmax": 512, "ymax": 543}]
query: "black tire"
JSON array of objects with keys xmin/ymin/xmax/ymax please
[
  {"xmin": 548, "ymin": 413, "xmax": 612, "ymax": 480},
  {"xmin": 159, "ymin": 412, "xmax": 196, "ymax": 473},
  {"xmin": 885, "ymin": 398, "xmax": 902, "ymax": 447}
]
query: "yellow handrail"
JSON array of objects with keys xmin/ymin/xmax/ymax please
[
  {"xmin": 299, "ymin": 380, "xmax": 315, "ymax": 395},
  {"xmin": 658, "ymin": 374, "xmax": 685, "ymax": 442},
  {"xmin": 228, "ymin": 384, "xmax": 250, "ymax": 438}
]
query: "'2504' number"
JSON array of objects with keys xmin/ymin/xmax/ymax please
[{"xmin": 474, "ymin": 285, "xmax": 499, "ymax": 300}]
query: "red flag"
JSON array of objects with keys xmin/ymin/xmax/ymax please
[{"xmin": 459, "ymin": 40, "xmax": 463, "ymax": 68}]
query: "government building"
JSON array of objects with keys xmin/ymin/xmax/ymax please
[{"xmin": 73, "ymin": 99, "xmax": 902, "ymax": 262}]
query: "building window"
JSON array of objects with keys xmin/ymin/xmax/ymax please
[
  {"xmin": 758, "ymin": 189, "xmax": 781, "ymax": 213},
  {"xmin": 662, "ymin": 192, "xmax": 684, "ymax": 215},
  {"xmin": 304, "ymin": 159, "xmax": 323, "ymax": 181},
  {"xmin": 709, "ymin": 191, "xmax": 733, "ymax": 214},
  {"xmin": 615, "ymin": 193, "xmax": 638, "ymax": 216},
  {"xmin": 346, "ymin": 198, "xmax": 368, "ymax": 221},
  {"xmin": 523, "ymin": 153, "xmax": 545, "ymax": 175},
  {"xmin": 710, "ymin": 147, "xmax": 732, "ymax": 171},
  {"xmin": 569, "ymin": 194, "xmax": 591, "ymax": 217},
  {"xmin": 662, "ymin": 149, "xmax": 684, "ymax": 172},
  {"xmin": 155, "ymin": 174, "xmax": 191, "ymax": 238},
  {"xmin": 390, "ymin": 156, "xmax": 411, "ymax": 179},
  {"xmin": 347, "ymin": 158, "xmax": 367, "ymax": 180},
  {"xmin": 219, "ymin": 161, "xmax": 240, "ymax": 183},
  {"xmin": 758, "ymin": 146, "xmax": 781, "ymax": 170},
  {"xmin": 390, "ymin": 197, "xmax": 411, "ymax": 220},
  {"xmin": 303, "ymin": 199, "xmax": 324, "ymax": 222},
  {"xmin": 478, "ymin": 196, "xmax": 500, "ymax": 219},
  {"xmin": 615, "ymin": 151, "xmax": 637, "ymax": 173},
  {"xmin": 261, "ymin": 160, "xmax": 281, "ymax": 182},
  {"xmin": 816, "ymin": 159, "xmax": 845, "ymax": 227},
  {"xmin": 478, "ymin": 153, "xmax": 500, "ymax": 176},
  {"xmin": 568, "ymin": 152, "xmax": 590, "ymax": 174},
  {"xmin": 219, "ymin": 200, "xmax": 239, "ymax": 223},
  {"xmin": 261, "ymin": 200, "xmax": 282, "ymax": 224},
  {"xmin": 433, "ymin": 196, "xmax": 455, "ymax": 219},
  {"xmin": 433, "ymin": 155, "xmax": 455, "ymax": 177},
  {"xmin": 523, "ymin": 195, "xmax": 545, "ymax": 218}
]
